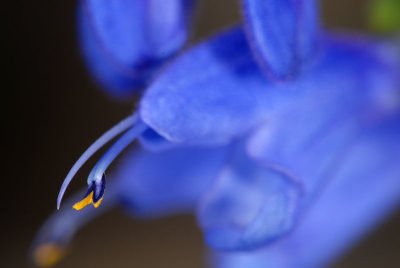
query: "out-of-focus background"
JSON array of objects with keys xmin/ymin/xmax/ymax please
[{"xmin": 3, "ymin": 0, "xmax": 400, "ymax": 267}]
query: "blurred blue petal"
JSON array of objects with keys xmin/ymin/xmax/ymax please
[
  {"xmin": 112, "ymin": 143, "xmax": 227, "ymax": 218},
  {"xmin": 197, "ymin": 144, "xmax": 301, "ymax": 250},
  {"xmin": 79, "ymin": 0, "xmax": 194, "ymax": 97},
  {"xmin": 140, "ymin": 28, "xmax": 398, "ymax": 146},
  {"xmin": 241, "ymin": 0, "xmax": 320, "ymax": 79},
  {"xmin": 140, "ymin": 28, "xmax": 273, "ymax": 144},
  {"xmin": 212, "ymin": 117, "xmax": 400, "ymax": 268},
  {"xmin": 247, "ymin": 119, "xmax": 358, "ymax": 201},
  {"xmin": 246, "ymin": 35, "xmax": 400, "ymax": 197}
]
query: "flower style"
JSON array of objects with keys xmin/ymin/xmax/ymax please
[{"xmin": 32, "ymin": 0, "xmax": 400, "ymax": 267}]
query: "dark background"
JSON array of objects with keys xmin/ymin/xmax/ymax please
[{"xmin": 3, "ymin": 0, "xmax": 400, "ymax": 267}]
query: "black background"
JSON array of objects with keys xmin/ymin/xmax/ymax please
[{"xmin": 3, "ymin": 0, "xmax": 400, "ymax": 267}]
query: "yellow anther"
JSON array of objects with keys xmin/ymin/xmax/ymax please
[
  {"xmin": 72, "ymin": 192, "xmax": 94, "ymax": 210},
  {"xmin": 34, "ymin": 243, "xmax": 65, "ymax": 268},
  {"xmin": 93, "ymin": 197, "xmax": 104, "ymax": 208}
]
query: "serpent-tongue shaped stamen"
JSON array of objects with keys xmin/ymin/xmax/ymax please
[
  {"xmin": 57, "ymin": 114, "xmax": 147, "ymax": 210},
  {"xmin": 73, "ymin": 120, "xmax": 147, "ymax": 210},
  {"xmin": 72, "ymin": 175, "xmax": 106, "ymax": 210}
]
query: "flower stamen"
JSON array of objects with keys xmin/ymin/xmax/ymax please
[
  {"xmin": 73, "ymin": 119, "xmax": 147, "ymax": 210},
  {"xmin": 57, "ymin": 114, "xmax": 142, "ymax": 209}
]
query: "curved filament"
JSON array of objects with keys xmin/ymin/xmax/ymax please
[{"xmin": 57, "ymin": 114, "xmax": 138, "ymax": 209}]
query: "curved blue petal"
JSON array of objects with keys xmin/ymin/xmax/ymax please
[
  {"xmin": 241, "ymin": 0, "xmax": 320, "ymax": 79},
  {"xmin": 212, "ymin": 118, "xmax": 400, "ymax": 268},
  {"xmin": 112, "ymin": 143, "xmax": 227, "ymax": 218},
  {"xmin": 197, "ymin": 144, "xmax": 301, "ymax": 251},
  {"xmin": 140, "ymin": 28, "xmax": 274, "ymax": 144},
  {"xmin": 140, "ymin": 28, "xmax": 397, "ymax": 146},
  {"xmin": 79, "ymin": 0, "xmax": 194, "ymax": 97}
]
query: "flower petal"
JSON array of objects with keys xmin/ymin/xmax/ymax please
[
  {"xmin": 79, "ymin": 0, "xmax": 194, "ymax": 97},
  {"xmin": 113, "ymin": 143, "xmax": 227, "ymax": 218},
  {"xmin": 197, "ymin": 144, "xmax": 301, "ymax": 250},
  {"xmin": 241, "ymin": 0, "xmax": 320, "ymax": 79},
  {"xmin": 140, "ymin": 29, "xmax": 397, "ymax": 146},
  {"xmin": 247, "ymin": 112, "xmax": 360, "ymax": 199},
  {"xmin": 140, "ymin": 28, "xmax": 275, "ymax": 145},
  {"xmin": 246, "ymin": 35, "xmax": 400, "ymax": 197},
  {"xmin": 212, "ymin": 118, "xmax": 400, "ymax": 268}
]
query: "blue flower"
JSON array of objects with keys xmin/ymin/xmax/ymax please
[{"xmin": 32, "ymin": 0, "xmax": 400, "ymax": 267}]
